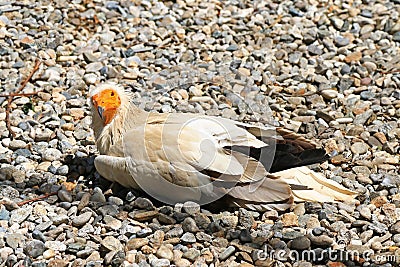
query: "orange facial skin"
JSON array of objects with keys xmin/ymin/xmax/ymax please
[{"xmin": 92, "ymin": 89, "xmax": 121, "ymax": 125}]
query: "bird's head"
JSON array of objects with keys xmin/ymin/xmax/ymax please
[{"xmin": 89, "ymin": 83, "xmax": 130, "ymax": 126}]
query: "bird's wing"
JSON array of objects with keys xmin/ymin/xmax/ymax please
[
  {"xmin": 230, "ymin": 122, "xmax": 330, "ymax": 172},
  {"xmin": 123, "ymin": 112, "xmax": 268, "ymax": 180}
]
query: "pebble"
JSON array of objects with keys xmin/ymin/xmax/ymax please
[
  {"xmin": 351, "ymin": 142, "xmax": 369, "ymax": 154},
  {"xmin": 290, "ymin": 236, "xmax": 311, "ymax": 250},
  {"xmin": 359, "ymin": 205, "xmax": 372, "ymax": 220},
  {"xmin": 8, "ymin": 140, "xmax": 27, "ymax": 150},
  {"xmin": 58, "ymin": 190, "xmax": 72, "ymax": 202},
  {"xmin": 126, "ymin": 238, "xmax": 149, "ymax": 250},
  {"xmin": 180, "ymin": 233, "xmax": 196, "ymax": 244},
  {"xmin": 6, "ymin": 234, "xmax": 25, "ymax": 249},
  {"xmin": 182, "ymin": 248, "xmax": 200, "ymax": 261},
  {"xmin": 150, "ymin": 230, "xmax": 165, "ymax": 248},
  {"xmin": 91, "ymin": 187, "xmax": 106, "ymax": 203},
  {"xmin": 281, "ymin": 213, "xmax": 298, "ymax": 227},
  {"xmin": 45, "ymin": 241, "xmax": 66, "ymax": 252},
  {"xmin": 308, "ymin": 234, "xmax": 334, "ymax": 247},
  {"xmin": 182, "ymin": 201, "xmax": 200, "ymax": 215},
  {"xmin": 151, "ymin": 259, "xmax": 170, "ymax": 267},
  {"xmin": 10, "ymin": 206, "xmax": 32, "ymax": 224},
  {"xmin": 335, "ymin": 36, "xmax": 350, "ymax": 46},
  {"xmin": 320, "ymin": 90, "xmax": 338, "ymax": 100},
  {"xmin": 134, "ymin": 197, "xmax": 155, "ymax": 210},
  {"xmin": 0, "ymin": 206, "xmax": 10, "ymax": 220},
  {"xmin": 43, "ymin": 249, "xmax": 56, "ymax": 260},
  {"xmin": 101, "ymin": 236, "xmax": 123, "ymax": 252},
  {"xmin": 219, "ymin": 246, "xmax": 235, "ymax": 261},
  {"xmin": 72, "ymin": 212, "xmax": 92, "ymax": 227},
  {"xmin": 156, "ymin": 245, "xmax": 173, "ymax": 261},
  {"xmin": 104, "ymin": 215, "xmax": 122, "ymax": 230},
  {"xmin": 174, "ymin": 258, "xmax": 191, "ymax": 267},
  {"xmin": 390, "ymin": 221, "xmax": 400, "ymax": 234},
  {"xmin": 182, "ymin": 217, "xmax": 199, "ymax": 233},
  {"xmin": 42, "ymin": 148, "xmax": 62, "ymax": 161}
]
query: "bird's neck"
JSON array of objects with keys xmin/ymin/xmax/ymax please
[{"xmin": 93, "ymin": 102, "xmax": 146, "ymax": 154}]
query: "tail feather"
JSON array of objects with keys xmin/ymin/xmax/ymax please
[
  {"xmin": 227, "ymin": 175, "xmax": 294, "ymax": 211},
  {"xmin": 227, "ymin": 166, "xmax": 357, "ymax": 212},
  {"xmin": 276, "ymin": 166, "xmax": 358, "ymax": 202}
]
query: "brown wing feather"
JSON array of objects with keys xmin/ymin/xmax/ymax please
[{"xmin": 275, "ymin": 127, "xmax": 318, "ymax": 152}]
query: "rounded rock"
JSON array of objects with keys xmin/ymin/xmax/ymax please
[
  {"xmin": 41, "ymin": 148, "xmax": 62, "ymax": 162},
  {"xmin": 72, "ymin": 211, "xmax": 92, "ymax": 227},
  {"xmin": 180, "ymin": 232, "xmax": 196, "ymax": 244},
  {"xmin": 350, "ymin": 142, "xmax": 369, "ymax": 154},
  {"xmin": 182, "ymin": 201, "xmax": 200, "ymax": 215},
  {"xmin": 24, "ymin": 240, "xmax": 45, "ymax": 258},
  {"xmin": 290, "ymin": 236, "xmax": 311, "ymax": 250}
]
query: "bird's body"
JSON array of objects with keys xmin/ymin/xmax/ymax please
[{"xmin": 89, "ymin": 83, "xmax": 357, "ymax": 211}]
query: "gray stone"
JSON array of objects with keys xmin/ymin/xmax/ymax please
[
  {"xmin": 180, "ymin": 232, "xmax": 196, "ymax": 243},
  {"xmin": 91, "ymin": 187, "xmax": 106, "ymax": 203},
  {"xmin": 42, "ymin": 148, "xmax": 62, "ymax": 161},
  {"xmin": 290, "ymin": 236, "xmax": 311, "ymax": 250},
  {"xmin": 24, "ymin": 240, "xmax": 45, "ymax": 258},
  {"xmin": 182, "ymin": 248, "xmax": 200, "ymax": 261},
  {"xmin": 351, "ymin": 142, "xmax": 369, "ymax": 154},
  {"xmin": 108, "ymin": 196, "xmax": 124, "ymax": 206},
  {"xmin": 0, "ymin": 166, "xmax": 16, "ymax": 181},
  {"xmin": 308, "ymin": 45, "xmax": 323, "ymax": 55},
  {"xmin": 390, "ymin": 221, "xmax": 400, "ymax": 234},
  {"xmin": 219, "ymin": 246, "xmax": 235, "ymax": 261},
  {"xmin": 6, "ymin": 233, "xmax": 25, "ymax": 249},
  {"xmin": 72, "ymin": 212, "xmax": 92, "ymax": 227},
  {"xmin": 182, "ymin": 217, "xmax": 199, "ymax": 233},
  {"xmin": 58, "ymin": 190, "xmax": 72, "ymax": 202},
  {"xmin": 335, "ymin": 36, "xmax": 350, "ymax": 46},
  {"xmin": 150, "ymin": 259, "xmax": 170, "ymax": 267},
  {"xmin": 10, "ymin": 206, "xmax": 32, "ymax": 224},
  {"xmin": 354, "ymin": 110, "xmax": 373, "ymax": 125},
  {"xmin": 0, "ymin": 206, "xmax": 10, "ymax": 220},
  {"xmin": 308, "ymin": 234, "xmax": 334, "ymax": 247},
  {"xmin": 85, "ymin": 62, "xmax": 103, "ymax": 73},
  {"xmin": 134, "ymin": 197, "xmax": 154, "ymax": 210},
  {"xmin": 182, "ymin": 201, "xmax": 200, "ymax": 215}
]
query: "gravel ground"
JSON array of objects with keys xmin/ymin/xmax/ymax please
[{"xmin": 0, "ymin": 0, "xmax": 400, "ymax": 266}]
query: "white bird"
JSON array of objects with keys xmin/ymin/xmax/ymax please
[{"xmin": 89, "ymin": 83, "xmax": 357, "ymax": 211}]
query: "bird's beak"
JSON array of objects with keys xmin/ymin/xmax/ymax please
[
  {"xmin": 95, "ymin": 104, "xmax": 118, "ymax": 125},
  {"xmin": 97, "ymin": 106, "xmax": 105, "ymax": 120}
]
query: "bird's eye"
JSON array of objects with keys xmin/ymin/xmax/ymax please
[{"xmin": 111, "ymin": 92, "xmax": 114, "ymax": 96}]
